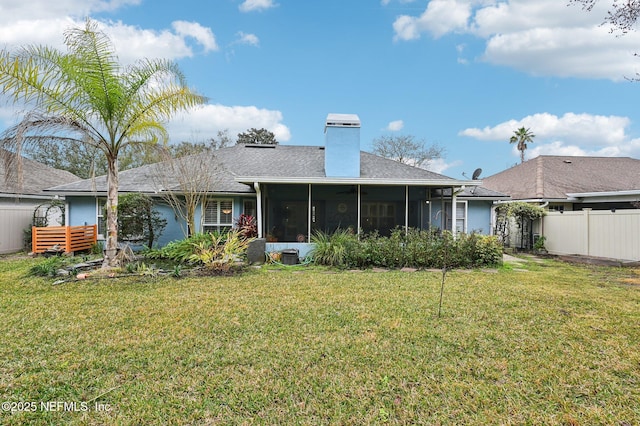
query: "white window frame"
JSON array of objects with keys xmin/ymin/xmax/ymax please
[
  {"xmin": 97, "ymin": 198, "xmax": 106, "ymax": 239},
  {"xmin": 445, "ymin": 200, "xmax": 468, "ymax": 234},
  {"xmin": 202, "ymin": 199, "xmax": 234, "ymax": 233}
]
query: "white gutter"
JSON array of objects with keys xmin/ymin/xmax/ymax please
[
  {"xmin": 235, "ymin": 176, "xmax": 479, "ymax": 186},
  {"xmin": 0, "ymin": 193, "xmax": 65, "ymax": 200},
  {"xmin": 253, "ymin": 182, "xmax": 263, "ymax": 238},
  {"xmin": 493, "ymin": 198, "xmax": 565, "ymax": 204},
  {"xmin": 567, "ymin": 189, "xmax": 640, "ymax": 199}
]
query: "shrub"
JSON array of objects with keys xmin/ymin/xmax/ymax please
[
  {"xmin": 310, "ymin": 228, "xmax": 502, "ymax": 270},
  {"xmin": 310, "ymin": 229, "xmax": 359, "ymax": 268},
  {"xmin": 112, "ymin": 193, "xmax": 167, "ymax": 248},
  {"xmin": 189, "ymin": 230, "xmax": 250, "ymax": 272},
  {"xmin": 30, "ymin": 256, "xmax": 65, "ymax": 277},
  {"xmin": 235, "ymin": 214, "xmax": 258, "ymax": 239},
  {"xmin": 146, "ymin": 232, "xmax": 221, "ymax": 263}
]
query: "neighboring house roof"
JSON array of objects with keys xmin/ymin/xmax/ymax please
[
  {"xmin": 0, "ymin": 150, "xmax": 80, "ymax": 197},
  {"xmin": 482, "ymin": 156, "xmax": 640, "ymax": 201},
  {"xmin": 47, "ymin": 144, "xmax": 495, "ymax": 195}
]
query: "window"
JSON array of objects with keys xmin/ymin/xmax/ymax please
[
  {"xmin": 202, "ymin": 199, "xmax": 233, "ymax": 233},
  {"xmin": 243, "ymin": 199, "xmax": 256, "ymax": 218},
  {"xmin": 97, "ymin": 198, "xmax": 106, "ymax": 238},
  {"xmin": 362, "ymin": 202, "xmax": 396, "ymax": 235},
  {"xmin": 445, "ymin": 201, "xmax": 467, "ymax": 233}
]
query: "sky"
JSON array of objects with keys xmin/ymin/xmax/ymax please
[{"xmin": 1, "ymin": 0, "xmax": 640, "ymax": 179}]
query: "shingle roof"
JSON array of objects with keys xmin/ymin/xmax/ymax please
[
  {"xmin": 482, "ymin": 156, "xmax": 640, "ymax": 200},
  {"xmin": 47, "ymin": 144, "xmax": 491, "ymax": 195},
  {"xmin": 0, "ymin": 150, "xmax": 80, "ymax": 196}
]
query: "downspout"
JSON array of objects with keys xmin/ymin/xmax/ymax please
[
  {"xmin": 357, "ymin": 184, "xmax": 362, "ymax": 238},
  {"xmin": 405, "ymin": 185, "xmax": 409, "ymax": 235},
  {"xmin": 451, "ymin": 187, "xmax": 457, "ymax": 238},
  {"xmin": 253, "ymin": 182, "xmax": 263, "ymax": 238},
  {"xmin": 308, "ymin": 183, "xmax": 312, "ymax": 242}
]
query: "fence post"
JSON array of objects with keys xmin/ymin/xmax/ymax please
[
  {"xmin": 583, "ymin": 208, "xmax": 591, "ymax": 257},
  {"xmin": 32, "ymin": 226, "xmax": 37, "ymax": 254},
  {"xmin": 65, "ymin": 226, "xmax": 71, "ymax": 253}
]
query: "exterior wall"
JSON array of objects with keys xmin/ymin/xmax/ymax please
[
  {"xmin": 0, "ymin": 199, "xmax": 42, "ymax": 254},
  {"xmin": 156, "ymin": 202, "xmax": 186, "ymax": 247},
  {"xmin": 266, "ymin": 242, "xmax": 314, "ymax": 260},
  {"xmin": 543, "ymin": 209, "xmax": 640, "ymax": 261},
  {"xmin": 67, "ymin": 196, "xmax": 97, "ymax": 229},
  {"xmin": 429, "ymin": 199, "xmax": 493, "ymax": 235},
  {"xmin": 66, "ymin": 195, "xmax": 242, "ymax": 248},
  {"xmin": 467, "ymin": 200, "xmax": 493, "ymax": 234}
]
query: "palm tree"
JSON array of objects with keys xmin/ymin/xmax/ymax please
[
  {"xmin": 0, "ymin": 20, "xmax": 205, "ymax": 267},
  {"xmin": 509, "ymin": 127, "xmax": 535, "ymax": 164}
]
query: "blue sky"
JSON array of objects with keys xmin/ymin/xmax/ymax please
[{"xmin": 1, "ymin": 0, "xmax": 640, "ymax": 179}]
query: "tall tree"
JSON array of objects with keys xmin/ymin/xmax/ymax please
[
  {"xmin": 237, "ymin": 127, "xmax": 278, "ymax": 145},
  {"xmin": 153, "ymin": 147, "xmax": 219, "ymax": 237},
  {"xmin": 0, "ymin": 20, "xmax": 205, "ymax": 267},
  {"xmin": 371, "ymin": 135, "xmax": 444, "ymax": 169},
  {"xmin": 510, "ymin": 127, "xmax": 535, "ymax": 164}
]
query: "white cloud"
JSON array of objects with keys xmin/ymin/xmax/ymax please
[
  {"xmin": 0, "ymin": 0, "xmax": 141, "ymax": 21},
  {"xmin": 391, "ymin": 0, "xmax": 640, "ymax": 80},
  {"xmin": 239, "ymin": 0, "xmax": 277, "ymax": 13},
  {"xmin": 427, "ymin": 158, "xmax": 463, "ymax": 174},
  {"xmin": 172, "ymin": 21, "xmax": 218, "ymax": 52},
  {"xmin": 0, "ymin": 0, "xmax": 285, "ymax": 147},
  {"xmin": 0, "ymin": 3, "xmax": 218, "ymax": 63},
  {"xmin": 166, "ymin": 104, "xmax": 291, "ymax": 144},
  {"xmin": 393, "ymin": 0, "xmax": 472, "ymax": 41},
  {"xmin": 460, "ymin": 112, "xmax": 640, "ymax": 161},
  {"xmin": 386, "ymin": 120, "xmax": 404, "ymax": 131},
  {"xmin": 235, "ymin": 32, "xmax": 260, "ymax": 47}
]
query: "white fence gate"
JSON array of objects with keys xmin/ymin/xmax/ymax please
[{"xmin": 543, "ymin": 209, "xmax": 640, "ymax": 261}]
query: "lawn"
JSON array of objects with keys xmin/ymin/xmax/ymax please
[{"xmin": 0, "ymin": 256, "xmax": 639, "ymax": 425}]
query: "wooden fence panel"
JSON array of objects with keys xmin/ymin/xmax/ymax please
[{"xmin": 32, "ymin": 225, "xmax": 97, "ymax": 254}]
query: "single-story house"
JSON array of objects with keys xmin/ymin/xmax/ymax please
[
  {"xmin": 482, "ymin": 155, "xmax": 640, "ymax": 212},
  {"xmin": 46, "ymin": 114, "xmax": 508, "ymax": 257},
  {"xmin": 0, "ymin": 150, "xmax": 80, "ymax": 254}
]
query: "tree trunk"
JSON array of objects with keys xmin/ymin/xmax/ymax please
[{"xmin": 103, "ymin": 156, "xmax": 119, "ymax": 268}]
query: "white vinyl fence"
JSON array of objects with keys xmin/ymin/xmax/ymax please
[
  {"xmin": 543, "ymin": 209, "xmax": 640, "ymax": 261},
  {"xmin": 0, "ymin": 204, "xmax": 37, "ymax": 254}
]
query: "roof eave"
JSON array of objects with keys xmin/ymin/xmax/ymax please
[
  {"xmin": 458, "ymin": 196, "xmax": 511, "ymax": 201},
  {"xmin": 236, "ymin": 176, "xmax": 480, "ymax": 186},
  {"xmin": 567, "ymin": 189, "xmax": 640, "ymax": 199}
]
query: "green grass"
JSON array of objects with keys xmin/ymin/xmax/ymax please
[{"xmin": 1, "ymin": 256, "xmax": 639, "ymax": 425}]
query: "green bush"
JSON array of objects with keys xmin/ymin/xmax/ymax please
[
  {"xmin": 310, "ymin": 228, "xmax": 502, "ymax": 269},
  {"xmin": 188, "ymin": 230, "xmax": 250, "ymax": 272},
  {"xmin": 30, "ymin": 256, "xmax": 65, "ymax": 277},
  {"xmin": 146, "ymin": 233, "xmax": 222, "ymax": 263},
  {"xmin": 310, "ymin": 229, "xmax": 359, "ymax": 268},
  {"xmin": 146, "ymin": 230, "xmax": 251, "ymax": 272}
]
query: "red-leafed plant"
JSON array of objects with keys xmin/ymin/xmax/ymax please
[{"xmin": 235, "ymin": 214, "xmax": 258, "ymax": 239}]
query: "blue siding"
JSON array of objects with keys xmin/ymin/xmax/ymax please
[
  {"xmin": 156, "ymin": 202, "xmax": 186, "ymax": 247},
  {"xmin": 67, "ymin": 196, "xmax": 97, "ymax": 227},
  {"xmin": 467, "ymin": 200, "xmax": 493, "ymax": 234}
]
